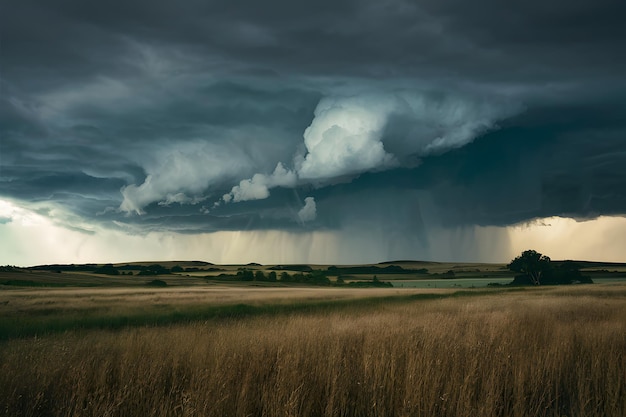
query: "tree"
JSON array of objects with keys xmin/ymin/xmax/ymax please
[
  {"xmin": 547, "ymin": 261, "xmax": 593, "ymax": 285},
  {"xmin": 508, "ymin": 250, "xmax": 551, "ymax": 285},
  {"xmin": 254, "ymin": 270, "xmax": 266, "ymax": 281},
  {"xmin": 236, "ymin": 269, "xmax": 254, "ymax": 281}
]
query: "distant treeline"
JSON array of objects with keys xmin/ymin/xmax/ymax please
[
  {"xmin": 252, "ymin": 264, "xmax": 428, "ymax": 275},
  {"xmin": 267, "ymin": 265, "xmax": 313, "ymax": 272},
  {"xmin": 210, "ymin": 269, "xmax": 393, "ymax": 287},
  {"xmin": 28, "ymin": 264, "xmax": 99, "ymax": 272},
  {"xmin": 20, "ymin": 264, "xmax": 223, "ymax": 276},
  {"xmin": 325, "ymin": 265, "xmax": 428, "ymax": 275},
  {"xmin": 92, "ymin": 264, "xmax": 172, "ymax": 276},
  {"xmin": 95, "ymin": 264, "xmax": 217, "ymax": 276}
]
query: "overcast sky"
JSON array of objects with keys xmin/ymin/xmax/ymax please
[{"xmin": 2, "ymin": 0, "xmax": 626, "ymax": 265}]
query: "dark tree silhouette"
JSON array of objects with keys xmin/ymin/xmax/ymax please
[
  {"xmin": 508, "ymin": 250, "xmax": 551, "ymax": 285},
  {"xmin": 94, "ymin": 264, "xmax": 120, "ymax": 275},
  {"xmin": 236, "ymin": 269, "xmax": 254, "ymax": 281},
  {"xmin": 547, "ymin": 261, "xmax": 593, "ymax": 285}
]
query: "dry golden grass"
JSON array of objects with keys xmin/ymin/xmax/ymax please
[
  {"xmin": 1, "ymin": 285, "xmax": 624, "ymax": 417},
  {"xmin": 0, "ymin": 286, "xmax": 440, "ymax": 317}
]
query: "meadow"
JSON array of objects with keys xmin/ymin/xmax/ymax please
[{"xmin": 1, "ymin": 282, "xmax": 624, "ymax": 417}]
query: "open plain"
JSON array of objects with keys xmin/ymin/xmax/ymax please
[{"xmin": 1, "ymin": 264, "xmax": 625, "ymax": 417}]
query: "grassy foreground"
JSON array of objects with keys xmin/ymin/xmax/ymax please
[{"xmin": 1, "ymin": 285, "xmax": 625, "ymax": 417}]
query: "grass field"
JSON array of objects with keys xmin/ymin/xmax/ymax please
[
  {"xmin": 0, "ymin": 285, "xmax": 447, "ymax": 340},
  {"xmin": 1, "ymin": 282, "xmax": 625, "ymax": 417}
]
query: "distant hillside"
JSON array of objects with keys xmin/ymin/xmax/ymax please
[
  {"xmin": 378, "ymin": 260, "xmax": 436, "ymax": 265},
  {"xmin": 114, "ymin": 261, "xmax": 214, "ymax": 268},
  {"xmin": 2, "ymin": 259, "xmax": 624, "ymax": 288}
]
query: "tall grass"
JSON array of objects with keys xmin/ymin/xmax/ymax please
[
  {"xmin": 1, "ymin": 289, "xmax": 624, "ymax": 416},
  {"xmin": 0, "ymin": 287, "xmax": 476, "ymax": 340}
]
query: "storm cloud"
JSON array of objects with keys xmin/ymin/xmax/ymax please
[{"xmin": 2, "ymin": 0, "xmax": 626, "ymax": 264}]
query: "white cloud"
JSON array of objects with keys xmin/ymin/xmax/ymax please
[
  {"xmin": 158, "ymin": 193, "xmax": 205, "ymax": 206},
  {"xmin": 221, "ymin": 89, "xmax": 520, "ymax": 205},
  {"xmin": 297, "ymin": 91, "xmax": 519, "ymax": 181},
  {"xmin": 298, "ymin": 197, "xmax": 317, "ymax": 222},
  {"xmin": 223, "ymin": 162, "xmax": 296, "ymax": 203},
  {"xmin": 120, "ymin": 142, "xmax": 251, "ymax": 214},
  {"xmin": 223, "ymin": 173, "xmax": 271, "ymax": 203},
  {"xmin": 0, "ymin": 199, "xmax": 43, "ymax": 227},
  {"xmin": 296, "ymin": 95, "xmax": 398, "ymax": 181}
]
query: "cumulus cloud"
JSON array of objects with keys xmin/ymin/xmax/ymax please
[
  {"xmin": 222, "ymin": 89, "xmax": 520, "ymax": 205},
  {"xmin": 223, "ymin": 162, "xmax": 297, "ymax": 203},
  {"xmin": 298, "ymin": 197, "xmax": 317, "ymax": 222},
  {"xmin": 297, "ymin": 91, "xmax": 520, "ymax": 179},
  {"xmin": 157, "ymin": 193, "xmax": 205, "ymax": 206},
  {"xmin": 296, "ymin": 95, "xmax": 399, "ymax": 181},
  {"xmin": 120, "ymin": 142, "xmax": 251, "ymax": 214}
]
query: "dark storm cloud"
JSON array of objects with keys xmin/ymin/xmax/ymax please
[
  {"xmin": 5, "ymin": 0, "xmax": 626, "ymax": 83},
  {"xmin": 1, "ymin": 0, "xmax": 625, "ymax": 233},
  {"xmin": 329, "ymin": 99, "xmax": 626, "ymax": 227}
]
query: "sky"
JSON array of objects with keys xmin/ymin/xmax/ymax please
[{"xmin": 1, "ymin": 0, "xmax": 626, "ymax": 266}]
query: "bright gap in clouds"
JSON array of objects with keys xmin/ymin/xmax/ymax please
[
  {"xmin": 2, "ymin": 199, "xmax": 626, "ymax": 266},
  {"xmin": 507, "ymin": 216, "xmax": 626, "ymax": 262}
]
